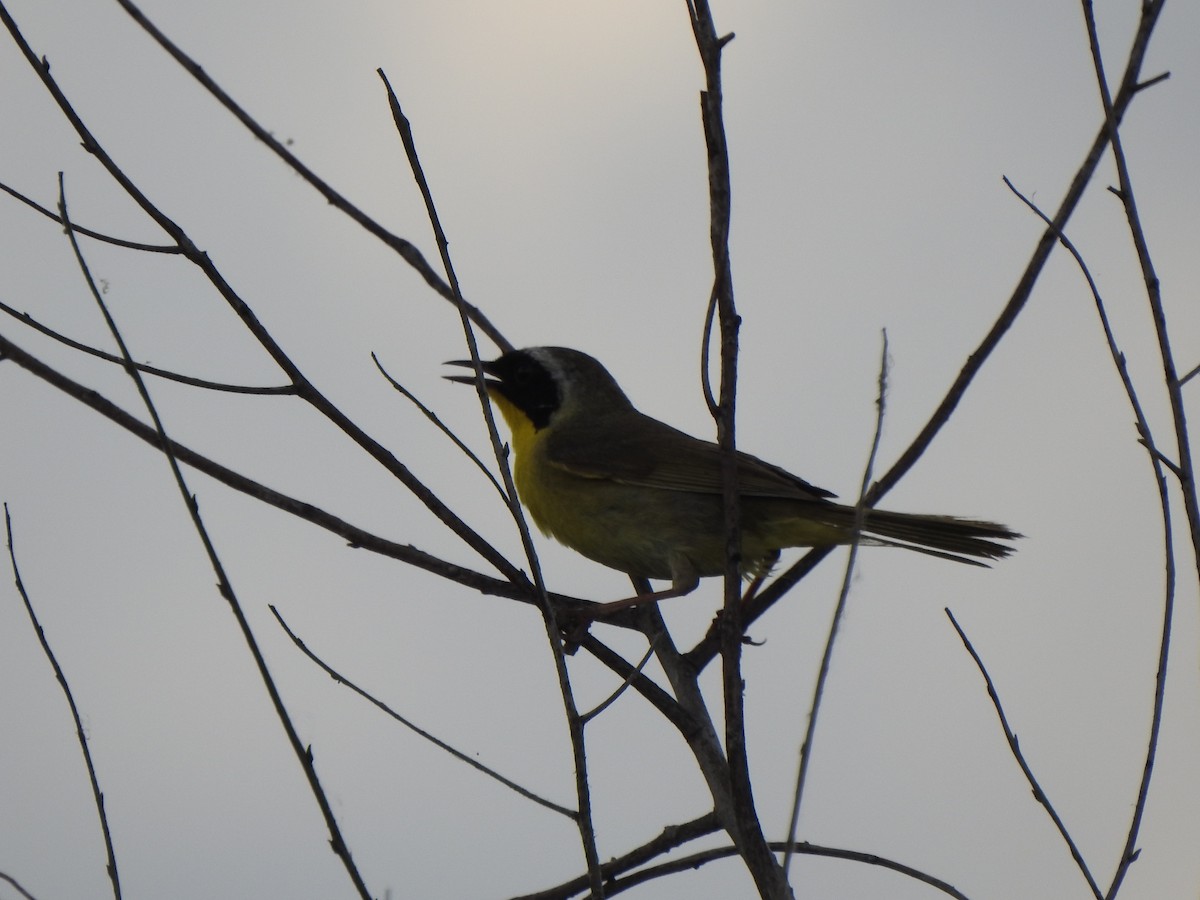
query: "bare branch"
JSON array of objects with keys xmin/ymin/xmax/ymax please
[
  {"xmin": 517, "ymin": 832, "xmax": 974, "ymax": 900},
  {"xmin": 686, "ymin": 2, "xmax": 790, "ymax": 895},
  {"xmin": 783, "ymin": 331, "xmax": 889, "ymax": 877},
  {"xmin": 271, "ymin": 605, "xmax": 577, "ymax": 820},
  {"xmin": 1000, "ymin": 175, "xmax": 1170, "ymax": 473},
  {"xmin": 1177, "ymin": 362, "xmax": 1200, "ymax": 387},
  {"xmin": 371, "ymin": 351, "xmax": 509, "ymax": 502},
  {"xmin": 579, "ymin": 638, "xmax": 659, "ymax": 725},
  {"xmin": 0, "ymin": 179, "xmax": 179, "ymax": 252},
  {"xmin": 0, "ymin": 870, "xmax": 41, "ymax": 900},
  {"xmin": 102, "ymin": 0, "xmax": 509, "ymax": 349},
  {"xmin": 377, "ymin": 70, "xmax": 603, "ymax": 895},
  {"xmin": 1077, "ymin": 5, "xmax": 1179, "ymax": 896},
  {"xmin": 0, "ymin": 299, "xmax": 295, "ymax": 395},
  {"xmin": 5, "ymin": 505, "xmax": 123, "ymax": 900},
  {"xmin": 946, "ymin": 609, "xmax": 1102, "ymax": 899},
  {"xmin": 509, "ymin": 811, "xmax": 723, "ymax": 900},
  {"xmin": 998, "ymin": 185, "xmax": 1179, "ymax": 890},
  {"xmin": 57, "ymin": 178, "xmax": 374, "ymax": 899}
]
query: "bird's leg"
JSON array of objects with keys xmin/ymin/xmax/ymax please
[
  {"xmin": 583, "ymin": 575, "xmax": 701, "ymax": 618},
  {"xmin": 573, "ymin": 556, "xmax": 702, "ymax": 622},
  {"xmin": 559, "ymin": 559, "xmax": 701, "ymax": 646},
  {"xmin": 558, "ymin": 577, "xmax": 692, "ymax": 648}
]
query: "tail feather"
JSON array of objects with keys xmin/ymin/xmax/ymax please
[{"xmin": 823, "ymin": 505, "xmax": 1019, "ymax": 565}]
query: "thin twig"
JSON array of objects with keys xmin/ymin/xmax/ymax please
[
  {"xmin": 1077, "ymin": 5, "xmax": 1177, "ymax": 897},
  {"xmin": 782, "ymin": 331, "xmax": 889, "ymax": 878},
  {"xmin": 56, "ymin": 179, "xmax": 374, "ymax": 900},
  {"xmin": 508, "ymin": 811, "xmax": 723, "ymax": 900},
  {"xmin": 1001, "ymin": 173, "xmax": 1177, "ymax": 897},
  {"xmin": 945, "ymin": 609, "xmax": 1102, "ymax": 898},
  {"xmin": 371, "ymin": 351, "xmax": 509, "ymax": 502},
  {"xmin": 577, "ymin": 631, "xmax": 695, "ymax": 734},
  {"xmin": 102, "ymin": 0, "xmax": 510, "ymax": 350},
  {"xmin": 0, "ymin": 299, "xmax": 295, "ymax": 394},
  {"xmin": 612, "ymin": 839, "xmax": 971, "ymax": 900},
  {"xmin": 699, "ymin": 279, "xmax": 720, "ymax": 417},
  {"xmin": 270, "ymin": 606, "xmax": 576, "ymax": 820},
  {"xmin": 514, "ymin": 834, "xmax": 972, "ymax": 900},
  {"xmin": 1000, "ymin": 177, "xmax": 1161, "ymax": 463},
  {"xmin": 376, "ymin": 69, "xmax": 603, "ymax": 895},
  {"xmin": 0, "ymin": 179, "xmax": 179, "ymax": 252},
  {"xmin": 1176, "ymin": 361, "xmax": 1200, "ymax": 387},
  {"xmin": 5, "ymin": 506, "xmax": 122, "ymax": 900},
  {"xmin": 0, "ymin": 870, "xmax": 40, "ymax": 900},
  {"xmin": 579, "ymin": 639, "xmax": 659, "ymax": 725}
]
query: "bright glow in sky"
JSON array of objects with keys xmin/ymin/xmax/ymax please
[{"xmin": 2, "ymin": 2, "xmax": 1198, "ymax": 899}]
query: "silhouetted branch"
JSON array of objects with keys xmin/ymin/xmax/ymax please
[
  {"xmin": 686, "ymin": 2, "xmax": 789, "ymax": 895},
  {"xmin": 575, "ymin": 632, "xmax": 694, "ymax": 732},
  {"xmin": 108, "ymin": 0, "xmax": 509, "ymax": 350},
  {"xmin": 57, "ymin": 178, "xmax": 374, "ymax": 899},
  {"xmin": 377, "ymin": 69, "xmax": 604, "ymax": 895},
  {"xmin": 371, "ymin": 351, "xmax": 509, "ymax": 502},
  {"xmin": 1077, "ymin": 5, "xmax": 1177, "ymax": 896},
  {"xmin": 946, "ymin": 609, "xmax": 1101, "ymax": 899},
  {"xmin": 1177, "ymin": 362, "xmax": 1200, "ymax": 387},
  {"xmin": 999, "ymin": 188, "xmax": 1180, "ymax": 895},
  {"xmin": 1000, "ymin": 177, "xmax": 1158, "ymax": 464},
  {"xmin": 5, "ymin": 505, "xmax": 122, "ymax": 900},
  {"xmin": 0, "ymin": 179, "xmax": 179, "ymax": 252},
  {"xmin": 271, "ymin": 605, "xmax": 577, "ymax": 820},
  {"xmin": 783, "ymin": 331, "xmax": 888, "ymax": 877},
  {"xmin": 509, "ymin": 812, "xmax": 722, "ymax": 900},
  {"xmin": 578, "ymin": 639, "xmax": 658, "ymax": 724},
  {"xmin": 0, "ymin": 299, "xmax": 295, "ymax": 394},
  {"xmin": 515, "ymin": 827, "xmax": 973, "ymax": 900},
  {"xmin": 0, "ymin": 870, "xmax": 40, "ymax": 900}
]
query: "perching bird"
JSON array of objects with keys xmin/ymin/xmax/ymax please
[{"xmin": 448, "ymin": 347, "xmax": 1017, "ymax": 615}]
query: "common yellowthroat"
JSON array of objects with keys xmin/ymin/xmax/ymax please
[{"xmin": 448, "ymin": 347, "xmax": 1017, "ymax": 614}]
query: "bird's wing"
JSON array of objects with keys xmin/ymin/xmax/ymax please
[{"xmin": 542, "ymin": 411, "xmax": 836, "ymax": 501}]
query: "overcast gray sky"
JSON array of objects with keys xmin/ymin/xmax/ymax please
[{"xmin": 2, "ymin": 2, "xmax": 1198, "ymax": 898}]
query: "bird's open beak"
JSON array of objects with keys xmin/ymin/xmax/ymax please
[{"xmin": 444, "ymin": 358, "xmax": 497, "ymax": 388}]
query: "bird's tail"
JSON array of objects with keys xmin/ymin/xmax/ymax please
[{"xmin": 823, "ymin": 505, "xmax": 1020, "ymax": 566}]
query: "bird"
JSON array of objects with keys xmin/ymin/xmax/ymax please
[{"xmin": 447, "ymin": 346, "xmax": 1018, "ymax": 616}]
